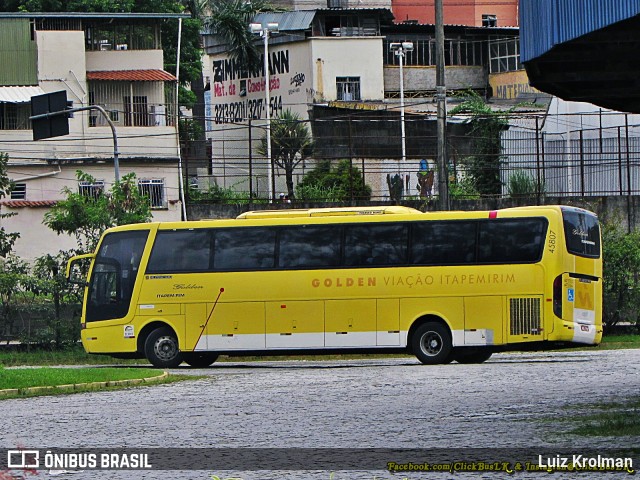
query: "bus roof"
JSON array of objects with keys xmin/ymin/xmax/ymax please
[{"xmin": 235, "ymin": 206, "xmax": 421, "ymax": 219}]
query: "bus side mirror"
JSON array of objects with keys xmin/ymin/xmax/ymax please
[{"xmin": 66, "ymin": 253, "xmax": 95, "ymax": 286}]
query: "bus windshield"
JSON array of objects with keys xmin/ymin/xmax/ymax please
[{"xmin": 86, "ymin": 230, "xmax": 148, "ymax": 322}]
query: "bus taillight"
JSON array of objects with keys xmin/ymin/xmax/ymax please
[{"xmin": 553, "ymin": 275, "xmax": 563, "ymax": 318}]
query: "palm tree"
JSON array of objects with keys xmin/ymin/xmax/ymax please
[
  {"xmin": 207, "ymin": 0, "xmax": 273, "ymax": 69},
  {"xmin": 257, "ymin": 110, "xmax": 314, "ymax": 199}
]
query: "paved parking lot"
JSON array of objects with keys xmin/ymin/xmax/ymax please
[{"xmin": 1, "ymin": 349, "xmax": 639, "ymax": 479}]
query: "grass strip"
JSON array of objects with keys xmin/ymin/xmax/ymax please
[
  {"xmin": 556, "ymin": 396, "xmax": 640, "ymax": 437},
  {"xmin": 598, "ymin": 334, "xmax": 640, "ymax": 350},
  {"xmin": 0, "ymin": 367, "xmax": 199, "ymax": 400},
  {"xmin": 570, "ymin": 409, "xmax": 640, "ymax": 437},
  {"xmin": 0, "ymin": 367, "xmax": 159, "ymax": 389}
]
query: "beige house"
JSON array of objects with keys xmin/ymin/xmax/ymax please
[{"xmin": 0, "ymin": 12, "xmax": 186, "ymax": 261}]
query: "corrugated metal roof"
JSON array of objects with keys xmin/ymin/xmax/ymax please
[
  {"xmin": 252, "ymin": 10, "xmax": 316, "ymax": 32},
  {"xmin": 86, "ymin": 70, "xmax": 177, "ymax": 81},
  {"xmin": 0, "ymin": 86, "xmax": 45, "ymax": 103},
  {"xmin": 520, "ymin": 0, "xmax": 640, "ymax": 62}
]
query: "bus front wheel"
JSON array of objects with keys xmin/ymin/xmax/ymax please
[
  {"xmin": 144, "ymin": 327, "xmax": 183, "ymax": 368},
  {"xmin": 182, "ymin": 352, "xmax": 219, "ymax": 368},
  {"xmin": 411, "ymin": 322, "xmax": 452, "ymax": 365}
]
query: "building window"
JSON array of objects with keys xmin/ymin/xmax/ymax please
[
  {"xmin": 84, "ymin": 22, "xmax": 158, "ymax": 51},
  {"xmin": 482, "ymin": 14, "xmax": 497, "ymax": 27},
  {"xmin": 384, "ymin": 39, "xmax": 484, "ymax": 67},
  {"xmin": 124, "ymin": 95, "xmax": 149, "ymax": 126},
  {"xmin": 489, "ymin": 37, "xmax": 521, "ymax": 73},
  {"xmin": 88, "ymin": 81, "xmax": 176, "ymax": 127},
  {"xmin": 327, "ymin": 0, "xmax": 347, "ymax": 8},
  {"xmin": 0, "ymin": 102, "xmax": 31, "ymax": 130},
  {"xmin": 138, "ymin": 178, "xmax": 166, "ymax": 209},
  {"xmin": 79, "ymin": 180, "xmax": 105, "ymax": 199},
  {"xmin": 10, "ymin": 183, "xmax": 26, "ymax": 199},
  {"xmin": 336, "ymin": 77, "xmax": 361, "ymax": 101}
]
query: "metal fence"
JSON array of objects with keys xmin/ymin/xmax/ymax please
[
  {"xmin": 502, "ymin": 115, "xmax": 640, "ymax": 197},
  {"xmin": 198, "ymin": 111, "xmax": 640, "ymax": 202}
]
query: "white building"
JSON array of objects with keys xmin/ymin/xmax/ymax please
[
  {"xmin": 0, "ymin": 12, "xmax": 186, "ymax": 260},
  {"xmin": 203, "ymin": 9, "xmax": 391, "ymax": 197}
]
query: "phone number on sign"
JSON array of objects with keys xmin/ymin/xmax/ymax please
[{"xmin": 213, "ymin": 96, "xmax": 283, "ymax": 124}]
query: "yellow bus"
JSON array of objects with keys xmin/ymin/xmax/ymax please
[{"xmin": 66, "ymin": 205, "xmax": 602, "ymax": 368}]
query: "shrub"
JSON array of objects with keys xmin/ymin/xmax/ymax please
[
  {"xmin": 296, "ymin": 160, "xmax": 371, "ymax": 202},
  {"xmin": 601, "ymin": 222, "xmax": 640, "ymax": 331},
  {"xmin": 507, "ymin": 170, "xmax": 544, "ymax": 198}
]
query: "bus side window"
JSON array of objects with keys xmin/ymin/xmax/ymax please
[
  {"xmin": 411, "ymin": 221, "xmax": 476, "ymax": 265},
  {"xmin": 147, "ymin": 230, "xmax": 212, "ymax": 273},
  {"xmin": 213, "ymin": 228, "xmax": 276, "ymax": 270},
  {"xmin": 478, "ymin": 219, "xmax": 546, "ymax": 263},
  {"xmin": 344, "ymin": 224, "xmax": 408, "ymax": 267},
  {"xmin": 278, "ymin": 225, "xmax": 340, "ymax": 268}
]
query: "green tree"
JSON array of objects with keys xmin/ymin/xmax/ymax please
[
  {"xmin": 32, "ymin": 252, "xmax": 83, "ymax": 347},
  {"xmin": 0, "ymin": 255, "xmax": 31, "ymax": 344},
  {"xmin": 207, "ymin": 0, "xmax": 273, "ymax": 69},
  {"xmin": 43, "ymin": 171, "xmax": 152, "ymax": 252},
  {"xmin": 0, "ymin": 153, "xmax": 20, "ymax": 258},
  {"xmin": 449, "ymin": 91, "xmax": 509, "ymax": 196},
  {"xmin": 297, "ymin": 160, "xmax": 371, "ymax": 202},
  {"xmin": 601, "ymin": 222, "xmax": 640, "ymax": 331},
  {"xmin": 258, "ymin": 109, "xmax": 313, "ymax": 199}
]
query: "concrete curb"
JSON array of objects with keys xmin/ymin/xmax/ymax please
[{"xmin": 0, "ymin": 371, "xmax": 169, "ymax": 397}]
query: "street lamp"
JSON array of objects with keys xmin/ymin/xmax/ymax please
[
  {"xmin": 250, "ymin": 22, "xmax": 279, "ymax": 201},
  {"xmin": 390, "ymin": 41, "xmax": 414, "ymax": 170}
]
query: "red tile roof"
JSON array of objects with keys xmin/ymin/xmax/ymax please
[
  {"xmin": 86, "ymin": 69, "xmax": 177, "ymax": 81},
  {"xmin": 1, "ymin": 200, "xmax": 58, "ymax": 208}
]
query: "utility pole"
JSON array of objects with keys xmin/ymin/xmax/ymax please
[{"xmin": 435, "ymin": 0, "xmax": 450, "ymax": 210}]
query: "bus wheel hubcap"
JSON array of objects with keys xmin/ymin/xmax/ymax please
[
  {"xmin": 155, "ymin": 336, "xmax": 177, "ymax": 360},
  {"xmin": 422, "ymin": 333, "xmax": 441, "ymax": 356}
]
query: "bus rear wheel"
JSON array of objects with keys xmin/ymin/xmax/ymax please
[
  {"xmin": 144, "ymin": 327, "xmax": 183, "ymax": 368},
  {"xmin": 454, "ymin": 350, "xmax": 493, "ymax": 364},
  {"xmin": 411, "ymin": 322, "xmax": 452, "ymax": 365},
  {"xmin": 182, "ymin": 352, "xmax": 218, "ymax": 368}
]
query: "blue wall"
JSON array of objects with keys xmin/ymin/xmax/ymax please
[{"xmin": 520, "ymin": 0, "xmax": 640, "ymax": 62}]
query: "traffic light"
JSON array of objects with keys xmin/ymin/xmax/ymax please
[{"xmin": 30, "ymin": 90, "xmax": 70, "ymax": 141}]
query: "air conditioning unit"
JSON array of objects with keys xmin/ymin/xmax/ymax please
[
  {"xmin": 115, "ymin": 44, "xmax": 128, "ymax": 50},
  {"xmin": 150, "ymin": 105, "xmax": 166, "ymax": 127}
]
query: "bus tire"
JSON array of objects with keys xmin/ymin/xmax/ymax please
[
  {"xmin": 411, "ymin": 322, "xmax": 452, "ymax": 365},
  {"xmin": 182, "ymin": 352, "xmax": 219, "ymax": 368},
  {"xmin": 144, "ymin": 327, "xmax": 183, "ymax": 368},
  {"xmin": 454, "ymin": 350, "xmax": 493, "ymax": 364}
]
